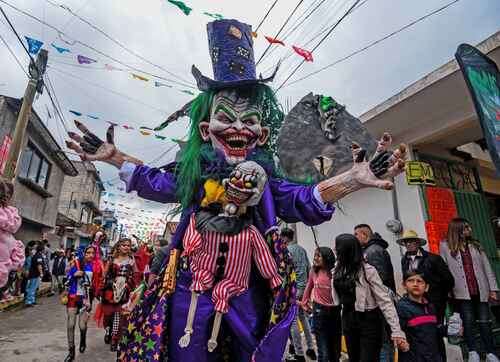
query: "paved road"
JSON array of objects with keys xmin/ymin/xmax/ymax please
[{"xmin": 0, "ymin": 295, "xmax": 115, "ymax": 362}]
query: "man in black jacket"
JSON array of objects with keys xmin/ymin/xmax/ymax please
[
  {"xmin": 397, "ymin": 230, "xmax": 454, "ymax": 361},
  {"xmin": 354, "ymin": 224, "xmax": 396, "ymax": 292}
]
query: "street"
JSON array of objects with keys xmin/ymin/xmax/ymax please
[{"xmin": 0, "ymin": 295, "xmax": 114, "ymax": 362}]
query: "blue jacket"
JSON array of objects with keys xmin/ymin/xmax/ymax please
[{"xmin": 396, "ymin": 296, "xmax": 443, "ymax": 362}]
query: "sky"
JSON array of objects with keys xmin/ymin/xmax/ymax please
[{"xmin": 0, "ymin": 0, "xmax": 499, "ymax": 234}]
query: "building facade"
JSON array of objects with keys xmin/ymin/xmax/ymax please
[
  {"xmin": 0, "ymin": 96, "xmax": 78, "ymax": 244},
  {"xmin": 53, "ymin": 160, "xmax": 104, "ymax": 249}
]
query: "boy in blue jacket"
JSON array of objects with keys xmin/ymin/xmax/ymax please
[{"xmin": 397, "ymin": 271, "xmax": 443, "ymax": 362}]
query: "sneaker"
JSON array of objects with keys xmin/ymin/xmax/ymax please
[
  {"xmin": 305, "ymin": 349, "xmax": 317, "ymax": 360},
  {"xmin": 486, "ymin": 353, "xmax": 500, "ymax": 362},
  {"xmin": 468, "ymin": 351, "xmax": 480, "ymax": 362}
]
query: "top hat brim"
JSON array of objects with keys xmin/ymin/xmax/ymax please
[
  {"xmin": 191, "ymin": 64, "xmax": 280, "ymax": 92},
  {"xmin": 396, "ymin": 236, "xmax": 427, "ymax": 247}
]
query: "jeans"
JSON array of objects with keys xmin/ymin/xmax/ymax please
[
  {"xmin": 459, "ymin": 295, "xmax": 496, "ymax": 354},
  {"xmin": 290, "ymin": 303, "xmax": 314, "ymax": 355},
  {"xmin": 312, "ymin": 303, "xmax": 342, "ymax": 362},
  {"xmin": 25, "ymin": 277, "xmax": 40, "ymax": 305},
  {"xmin": 379, "ymin": 324, "xmax": 394, "ymax": 362},
  {"xmin": 343, "ymin": 308, "xmax": 383, "ymax": 362}
]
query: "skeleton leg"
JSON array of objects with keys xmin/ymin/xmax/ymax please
[
  {"xmin": 207, "ymin": 312, "xmax": 223, "ymax": 352},
  {"xmin": 179, "ymin": 291, "xmax": 199, "ymax": 348}
]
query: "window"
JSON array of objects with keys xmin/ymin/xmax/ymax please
[
  {"xmin": 80, "ymin": 208, "xmax": 89, "ymax": 223},
  {"xmin": 19, "ymin": 143, "xmax": 51, "ymax": 189}
]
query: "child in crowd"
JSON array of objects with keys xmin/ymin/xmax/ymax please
[
  {"xmin": 396, "ymin": 271, "xmax": 442, "ymax": 362},
  {"xmin": 300, "ymin": 247, "xmax": 341, "ymax": 362}
]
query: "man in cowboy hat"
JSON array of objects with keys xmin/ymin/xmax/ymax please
[{"xmin": 398, "ymin": 229, "xmax": 454, "ymax": 361}]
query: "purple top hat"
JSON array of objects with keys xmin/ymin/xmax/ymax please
[{"xmin": 192, "ymin": 19, "xmax": 279, "ymax": 91}]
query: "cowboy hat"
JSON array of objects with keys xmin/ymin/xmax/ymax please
[{"xmin": 396, "ymin": 230, "xmax": 427, "ymax": 247}]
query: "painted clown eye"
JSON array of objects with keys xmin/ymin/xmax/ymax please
[
  {"xmin": 231, "ymin": 177, "xmax": 237, "ymax": 184},
  {"xmin": 244, "ymin": 182, "xmax": 253, "ymax": 188}
]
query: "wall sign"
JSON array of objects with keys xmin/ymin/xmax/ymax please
[{"xmin": 405, "ymin": 161, "xmax": 436, "ymax": 186}]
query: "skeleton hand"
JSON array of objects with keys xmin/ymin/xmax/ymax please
[
  {"xmin": 66, "ymin": 120, "xmax": 143, "ymax": 168},
  {"xmin": 317, "ymin": 132, "xmax": 407, "ymax": 203},
  {"xmin": 350, "ymin": 133, "xmax": 407, "ymax": 190}
]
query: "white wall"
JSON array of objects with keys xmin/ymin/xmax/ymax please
[{"xmin": 294, "ymin": 173, "xmax": 427, "ymax": 288}]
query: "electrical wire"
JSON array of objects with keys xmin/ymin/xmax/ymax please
[
  {"xmin": 0, "ymin": 0, "xmax": 196, "ymax": 89},
  {"xmin": 43, "ymin": 0, "xmax": 194, "ymax": 86},
  {"xmin": 0, "ymin": 33, "xmax": 28, "ymax": 76},
  {"xmin": 275, "ymin": 0, "xmax": 362, "ymax": 91},
  {"xmin": 260, "ymin": 0, "xmax": 368, "ymax": 75},
  {"xmin": 47, "ymin": 68, "xmax": 146, "ymax": 128},
  {"xmin": 257, "ymin": 0, "xmax": 328, "ymax": 66},
  {"xmin": 256, "ymin": 0, "xmax": 306, "ymax": 65},
  {"xmin": 255, "ymin": 0, "xmax": 280, "ymax": 32},
  {"xmin": 283, "ymin": 0, "xmax": 460, "ymax": 88},
  {"xmin": 48, "ymin": 66, "xmax": 169, "ymax": 114},
  {"xmin": 44, "ymin": 74, "xmax": 70, "ymax": 132}
]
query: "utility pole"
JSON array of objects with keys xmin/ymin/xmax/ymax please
[{"xmin": 3, "ymin": 49, "xmax": 48, "ymax": 181}]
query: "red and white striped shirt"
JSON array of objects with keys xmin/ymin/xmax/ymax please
[{"xmin": 183, "ymin": 214, "xmax": 282, "ymax": 313}]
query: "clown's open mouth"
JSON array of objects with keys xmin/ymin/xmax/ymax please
[
  {"xmin": 216, "ymin": 133, "xmax": 257, "ymax": 156},
  {"xmin": 225, "ymin": 184, "xmax": 253, "ymax": 204}
]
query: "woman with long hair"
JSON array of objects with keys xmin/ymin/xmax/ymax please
[
  {"xmin": 64, "ymin": 246, "xmax": 101, "ymax": 362},
  {"xmin": 440, "ymin": 218, "xmax": 499, "ymax": 362},
  {"xmin": 99, "ymin": 238, "xmax": 140, "ymax": 352},
  {"xmin": 300, "ymin": 246, "xmax": 341, "ymax": 362},
  {"xmin": 333, "ymin": 234, "xmax": 408, "ymax": 362}
]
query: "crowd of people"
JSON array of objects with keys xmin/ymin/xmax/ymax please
[
  {"xmin": 2, "ymin": 216, "xmax": 499, "ymax": 362},
  {"xmin": 282, "ymin": 218, "xmax": 500, "ymax": 362}
]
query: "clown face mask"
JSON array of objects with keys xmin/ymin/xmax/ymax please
[
  {"xmin": 222, "ymin": 161, "xmax": 267, "ymax": 215},
  {"xmin": 199, "ymin": 89, "xmax": 270, "ymax": 164}
]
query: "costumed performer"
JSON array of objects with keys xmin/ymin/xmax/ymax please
[
  {"xmin": 98, "ymin": 238, "xmax": 140, "ymax": 352},
  {"xmin": 64, "ymin": 245, "xmax": 102, "ymax": 362},
  {"xmin": 65, "ymin": 19, "xmax": 407, "ymax": 362}
]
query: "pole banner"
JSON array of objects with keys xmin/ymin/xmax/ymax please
[{"xmin": 455, "ymin": 44, "xmax": 500, "ymax": 174}]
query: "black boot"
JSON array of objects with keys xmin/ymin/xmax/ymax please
[
  {"xmin": 64, "ymin": 347, "xmax": 75, "ymax": 362},
  {"xmin": 79, "ymin": 329, "xmax": 87, "ymax": 353},
  {"xmin": 104, "ymin": 327, "xmax": 111, "ymax": 344}
]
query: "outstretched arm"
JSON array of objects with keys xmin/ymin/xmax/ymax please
[
  {"xmin": 66, "ymin": 120, "xmax": 143, "ymax": 168},
  {"xmin": 317, "ymin": 133, "xmax": 407, "ymax": 203},
  {"xmin": 66, "ymin": 121, "xmax": 178, "ymax": 202}
]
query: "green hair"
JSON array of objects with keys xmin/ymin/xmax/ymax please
[{"xmin": 175, "ymin": 84, "xmax": 284, "ymax": 211}]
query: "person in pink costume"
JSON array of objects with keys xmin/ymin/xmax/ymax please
[{"xmin": 0, "ymin": 180, "xmax": 24, "ymax": 289}]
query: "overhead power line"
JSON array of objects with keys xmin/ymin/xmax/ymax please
[
  {"xmin": 255, "ymin": 0, "xmax": 280, "ymax": 32},
  {"xmin": 276, "ymin": 0, "xmax": 362, "ymax": 91},
  {"xmin": 43, "ymin": 0, "xmax": 193, "ymax": 86},
  {"xmin": 0, "ymin": 33, "xmax": 28, "ymax": 76},
  {"xmin": 0, "ymin": 0, "xmax": 196, "ymax": 89},
  {"xmin": 260, "ymin": 0, "xmax": 368, "ymax": 76},
  {"xmin": 257, "ymin": 0, "xmax": 327, "ymax": 66},
  {"xmin": 256, "ymin": 0, "xmax": 306, "ymax": 65},
  {"xmin": 283, "ymin": 0, "xmax": 461, "ymax": 88},
  {"xmin": 48, "ymin": 66, "xmax": 169, "ymax": 114}
]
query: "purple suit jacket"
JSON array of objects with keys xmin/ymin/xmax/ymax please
[{"xmin": 126, "ymin": 164, "xmax": 334, "ymax": 361}]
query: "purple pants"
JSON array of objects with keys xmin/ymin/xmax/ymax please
[{"xmin": 167, "ymin": 271, "xmax": 295, "ymax": 362}]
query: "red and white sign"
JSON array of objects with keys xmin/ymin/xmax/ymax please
[{"xmin": 0, "ymin": 135, "xmax": 12, "ymax": 175}]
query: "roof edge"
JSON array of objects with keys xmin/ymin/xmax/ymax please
[{"xmin": 360, "ymin": 31, "xmax": 500, "ymax": 123}]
